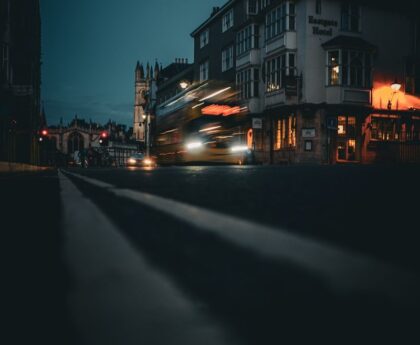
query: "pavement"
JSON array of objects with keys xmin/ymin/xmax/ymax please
[{"xmin": 3, "ymin": 165, "xmax": 420, "ymax": 344}]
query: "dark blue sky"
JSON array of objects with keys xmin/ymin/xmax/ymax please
[{"xmin": 41, "ymin": 0, "xmax": 224, "ymax": 127}]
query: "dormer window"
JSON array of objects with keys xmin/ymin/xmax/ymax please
[{"xmin": 222, "ymin": 9, "xmax": 234, "ymax": 32}]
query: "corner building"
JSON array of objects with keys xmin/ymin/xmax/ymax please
[{"xmin": 191, "ymin": 0, "xmax": 420, "ymax": 164}]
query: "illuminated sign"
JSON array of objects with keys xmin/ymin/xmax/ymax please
[{"xmin": 202, "ymin": 104, "xmax": 241, "ymax": 116}]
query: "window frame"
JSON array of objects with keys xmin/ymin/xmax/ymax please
[
  {"xmin": 236, "ymin": 24, "xmax": 259, "ymax": 56},
  {"xmin": 265, "ymin": 2, "xmax": 296, "ymax": 42},
  {"xmin": 340, "ymin": 3, "xmax": 361, "ymax": 33},
  {"xmin": 200, "ymin": 29, "xmax": 209, "ymax": 49},
  {"xmin": 199, "ymin": 60, "xmax": 209, "ymax": 81},
  {"xmin": 247, "ymin": 0, "xmax": 259, "ymax": 15},
  {"xmin": 275, "ymin": 113, "xmax": 297, "ymax": 150},
  {"xmin": 326, "ymin": 49, "xmax": 372, "ymax": 88},
  {"xmin": 222, "ymin": 9, "xmax": 234, "ymax": 32},
  {"xmin": 222, "ymin": 45, "xmax": 234, "ymax": 72},
  {"xmin": 315, "ymin": 0, "xmax": 322, "ymax": 15},
  {"xmin": 265, "ymin": 52, "xmax": 296, "ymax": 93},
  {"xmin": 236, "ymin": 67, "xmax": 260, "ymax": 100}
]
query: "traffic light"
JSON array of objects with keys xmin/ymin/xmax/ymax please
[
  {"xmin": 38, "ymin": 129, "xmax": 48, "ymax": 142},
  {"xmin": 99, "ymin": 131, "xmax": 109, "ymax": 146}
]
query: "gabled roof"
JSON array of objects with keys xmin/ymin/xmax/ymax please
[
  {"xmin": 322, "ymin": 35, "xmax": 376, "ymax": 51},
  {"xmin": 190, "ymin": 0, "xmax": 236, "ymax": 37}
]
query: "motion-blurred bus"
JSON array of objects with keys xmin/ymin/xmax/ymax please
[{"xmin": 154, "ymin": 81, "xmax": 254, "ymax": 165}]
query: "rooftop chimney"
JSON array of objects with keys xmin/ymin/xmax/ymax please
[{"xmin": 211, "ymin": 7, "xmax": 220, "ymax": 17}]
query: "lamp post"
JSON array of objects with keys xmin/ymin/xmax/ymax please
[{"xmin": 387, "ymin": 79, "xmax": 402, "ymax": 110}]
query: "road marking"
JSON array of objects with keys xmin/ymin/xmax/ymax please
[
  {"xmin": 58, "ymin": 170, "xmax": 235, "ymax": 345},
  {"xmin": 62, "ymin": 169, "xmax": 420, "ymax": 305}
]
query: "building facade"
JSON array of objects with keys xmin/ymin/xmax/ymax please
[
  {"xmin": 191, "ymin": 0, "xmax": 420, "ymax": 164},
  {"xmin": 0, "ymin": 0, "xmax": 42, "ymax": 164}
]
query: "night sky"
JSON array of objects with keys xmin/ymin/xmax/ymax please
[{"xmin": 41, "ymin": 0, "xmax": 225, "ymax": 127}]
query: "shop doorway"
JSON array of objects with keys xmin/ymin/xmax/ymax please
[
  {"xmin": 336, "ymin": 115, "xmax": 357, "ymax": 162},
  {"xmin": 337, "ymin": 138, "xmax": 356, "ymax": 161}
]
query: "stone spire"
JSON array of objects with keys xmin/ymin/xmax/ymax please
[
  {"xmin": 146, "ymin": 62, "xmax": 150, "ymax": 80},
  {"xmin": 154, "ymin": 60, "xmax": 160, "ymax": 81},
  {"xmin": 135, "ymin": 61, "xmax": 144, "ymax": 82}
]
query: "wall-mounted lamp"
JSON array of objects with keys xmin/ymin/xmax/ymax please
[
  {"xmin": 388, "ymin": 79, "xmax": 402, "ymax": 110},
  {"xmin": 179, "ymin": 81, "xmax": 189, "ymax": 89}
]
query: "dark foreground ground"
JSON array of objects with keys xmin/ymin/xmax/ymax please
[{"xmin": 3, "ymin": 165, "xmax": 420, "ymax": 344}]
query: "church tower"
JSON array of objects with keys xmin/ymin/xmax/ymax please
[{"xmin": 133, "ymin": 61, "xmax": 148, "ymax": 143}]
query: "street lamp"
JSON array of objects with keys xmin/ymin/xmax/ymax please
[
  {"xmin": 391, "ymin": 79, "xmax": 402, "ymax": 92},
  {"xmin": 388, "ymin": 79, "xmax": 402, "ymax": 110}
]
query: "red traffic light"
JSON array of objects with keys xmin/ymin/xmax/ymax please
[
  {"xmin": 41, "ymin": 129, "xmax": 48, "ymax": 136},
  {"xmin": 101, "ymin": 131, "xmax": 108, "ymax": 138}
]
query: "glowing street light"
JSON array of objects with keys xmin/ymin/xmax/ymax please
[
  {"xmin": 179, "ymin": 81, "xmax": 189, "ymax": 89},
  {"xmin": 388, "ymin": 79, "xmax": 402, "ymax": 110},
  {"xmin": 391, "ymin": 79, "xmax": 402, "ymax": 92}
]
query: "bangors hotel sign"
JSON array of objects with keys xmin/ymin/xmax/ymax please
[{"xmin": 308, "ymin": 16, "xmax": 338, "ymax": 36}]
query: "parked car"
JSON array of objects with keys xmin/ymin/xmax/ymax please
[{"xmin": 126, "ymin": 153, "xmax": 156, "ymax": 167}]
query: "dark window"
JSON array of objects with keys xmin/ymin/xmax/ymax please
[
  {"xmin": 315, "ymin": 0, "xmax": 322, "ymax": 15},
  {"xmin": 341, "ymin": 3, "xmax": 360, "ymax": 32}
]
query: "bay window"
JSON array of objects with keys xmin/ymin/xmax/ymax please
[
  {"xmin": 236, "ymin": 25, "xmax": 259, "ymax": 56},
  {"xmin": 265, "ymin": 1, "xmax": 296, "ymax": 41},
  {"xmin": 237, "ymin": 68, "xmax": 259, "ymax": 100},
  {"xmin": 265, "ymin": 52, "xmax": 296, "ymax": 92},
  {"xmin": 327, "ymin": 49, "xmax": 371, "ymax": 88}
]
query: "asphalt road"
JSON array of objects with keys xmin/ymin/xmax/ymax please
[{"xmin": 4, "ymin": 165, "xmax": 420, "ymax": 344}]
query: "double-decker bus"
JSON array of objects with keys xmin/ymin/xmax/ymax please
[{"xmin": 154, "ymin": 81, "xmax": 254, "ymax": 165}]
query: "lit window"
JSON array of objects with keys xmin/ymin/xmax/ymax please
[
  {"xmin": 222, "ymin": 46, "xmax": 234, "ymax": 72},
  {"xmin": 200, "ymin": 60, "xmax": 209, "ymax": 81},
  {"xmin": 327, "ymin": 49, "xmax": 372, "ymax": 87},
  {"xmin": 200, "ymin": 29, "xmax": 209, "ymax": 48},
  {"xmin": 265, "ymin": 52, "xmax": 296, "ymax": 92},
  {"xmin": 328, "ymin": 51, "xmax": 340, "ymax": 85},
  {"xmin": 275, "ymin": 114, "xmax": 296, "ymax": 150},
  {"xmin": 222, "ymin": 9, "xmax": 234, "ymax": 32}
]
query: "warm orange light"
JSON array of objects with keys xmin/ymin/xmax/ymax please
[
  {"xmin": 372, "ymin": 82, "xmax": 420, "ymax": 110},
  {"xmin": 202, "ymin": 104, "xmax": 241, "ymax": 116}
]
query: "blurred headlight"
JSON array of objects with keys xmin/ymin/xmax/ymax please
[
  {"xmin": 231, "ymin": 145, "xmax": 249, "ymax": 153},
  {"xmin": 128, "ymin": 158, "xmax": 136, "ymax": 164},
  {"xmin": 143, "ymin": 158, "xmax": 153, "ymax": 165},
  {"xmin": 186, "ymin": 141, "xmax": 203, "ymax": 151}
]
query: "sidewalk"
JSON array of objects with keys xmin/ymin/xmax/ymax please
[
  {"xmin": 0, "ymin": 161, "xmax": 50, "ymax": 173},
  {"xmin": 1, "ymin": 169, "xmax": 74, "ymax": 344}
]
